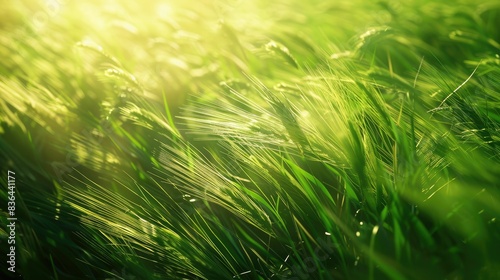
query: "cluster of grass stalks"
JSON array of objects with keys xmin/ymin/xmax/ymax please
[{"xmin": 1, "ymin": 0, "xmax": 499, "ymax": 279}]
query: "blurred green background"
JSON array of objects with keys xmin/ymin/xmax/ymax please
[{"xmin": 1, "ymin": 0, "xmax": 500, "ymax": 279}]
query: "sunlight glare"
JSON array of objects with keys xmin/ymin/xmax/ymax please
[{"xmin": 156, "ymin": 2, "xmax": 173, "ymax": 20}]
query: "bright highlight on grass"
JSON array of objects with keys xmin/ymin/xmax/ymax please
[{"xmin": 1, "ymin": 0, "xmax": 499, "ymax": 279}]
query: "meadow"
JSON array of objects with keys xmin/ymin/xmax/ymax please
[{"xmin": 1, "ymin": 0, "xmax": 499, "ymax": 279}]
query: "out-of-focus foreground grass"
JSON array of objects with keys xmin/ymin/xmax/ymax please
[{"xmin": 1, "ymin": 0, "xmax": 500, "ymax": 279}]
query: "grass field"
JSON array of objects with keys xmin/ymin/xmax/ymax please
[{"xmin": 1, "ymin": 0, "xmax": 500, "ymax": 279}]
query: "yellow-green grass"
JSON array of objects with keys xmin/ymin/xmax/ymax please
[{"xmin": 1, "ymin": 0, "xmax": 499, "ymax": 279}]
